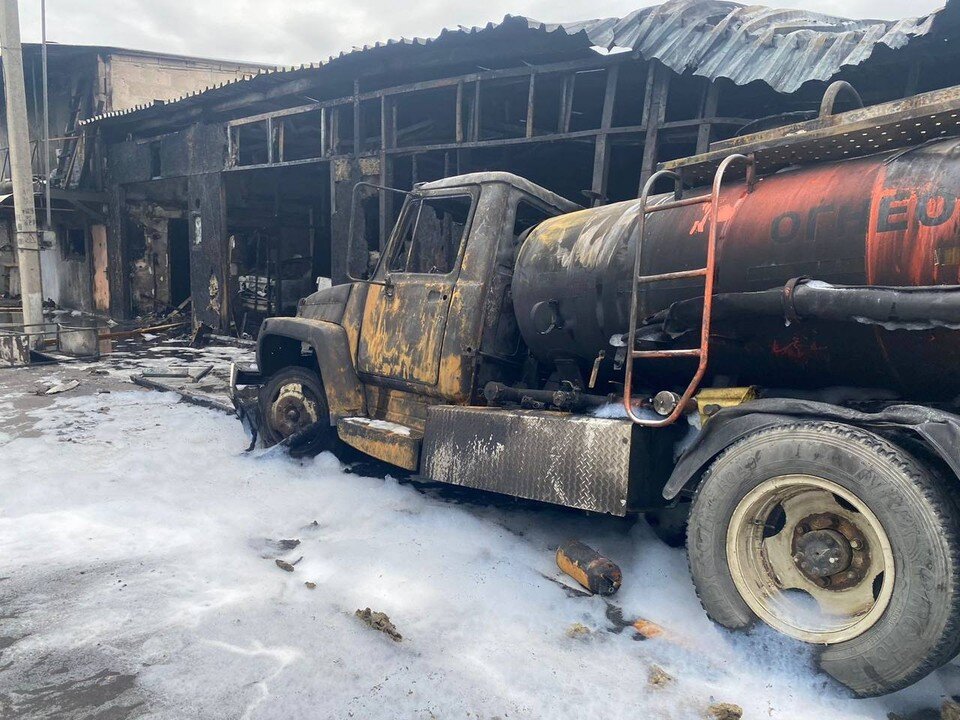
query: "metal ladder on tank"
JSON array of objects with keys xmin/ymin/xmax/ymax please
[{"xmin": 623, "ymin": 153, "xmax": 756, "ymax": 427}]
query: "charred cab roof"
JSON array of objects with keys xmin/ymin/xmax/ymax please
[{"xmin": 416, "ymin": 172, "xmax": 581, "ymax": 214}]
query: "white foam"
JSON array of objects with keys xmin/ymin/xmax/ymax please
[{"xmin": 0, "ymin": 387, "xmax": 953, "ymax": 718}]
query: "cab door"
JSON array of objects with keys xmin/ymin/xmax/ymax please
[{"xmin": 358, "ymin": 191, "xmax": 475, "ymax": 386}]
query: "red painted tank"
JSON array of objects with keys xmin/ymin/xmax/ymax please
[{"xmin": 512, "ymin": 138, "xmax": 960, "ymax": 397}]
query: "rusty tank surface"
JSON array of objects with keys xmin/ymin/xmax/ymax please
[{"xmin": 512, "ymin": 138, "xmax": 960, "ymax": 397}]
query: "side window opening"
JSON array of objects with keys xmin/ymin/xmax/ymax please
[
  {"xmin": 513, "ymin": 199, "xmax": 555, "ymax": 244},
  {"xmin": 388, "ymin": 194, "xmax": 472, "ymax": 274},
  {"xmin": 61, "ymin": 226, "xmax": 87, "ymax": 260}
]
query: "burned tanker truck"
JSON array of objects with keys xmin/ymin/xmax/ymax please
[{"xmin": 232, "ymin": 83, "xmax": 960, "ymax": 695}]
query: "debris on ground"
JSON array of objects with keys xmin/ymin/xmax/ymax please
[
  {"xmin": 555, "ymin": 539, "xmax": 622, "ymax": 596},
  {"xmin": 275, "ymin": 559, "xmax": 296, "ymax": 572},
  {"xmin": 604, "ymin": 603, "xmax": 666, "ymax": 642},
  {"xmin": 131, "ymin": 374, "xmax": 235, "ymax": 414},
  {"xmin": 99, "ymin": 320, "xmax": 190, "ymax": 342},
  {"xmin": 141, "ymin": 365, "xmax": 213, "ymax": 383},
  {"xmin": 633, "ymin": 618, "xmax": 667, "ymax": 640},
  {"xmin": 943, "ymin": 698, "xmax": 960, "ymax": 720},
  {"xmin": 539, "ymin": 571, "xmax": 592, "ymax": 597},
  {"xmin": 706, "ymin": 702, "xmax": 743, "ymax": 720},
  {"xmin": 250, "ymin": 538, "xmax": 302, "ymax": 558},
  {"xmin": 41, "ymin": 379, "xmax": 80, "ymax": 395},
  {"xmin": 648, "ymin": 665, "xmax": 674, "ymax": 689},
  {"xmin": 304, "ymin": 582, "xmax": 316, "ymax": 590},
  {"xmin": 355, "ymin": 608, "xmax": 402, "ymax": 642},
  {"xmin": 565, "ymin": 623, "xmax": 592, "ymax": 639},
  {"xmin": 190, "ymin": 322, "xmax": 212, "ymax": 348}
]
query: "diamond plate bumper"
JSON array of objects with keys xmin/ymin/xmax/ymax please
[{"xmin": 421, "ymin": 406, "xmax": 632, "ymax": 516}]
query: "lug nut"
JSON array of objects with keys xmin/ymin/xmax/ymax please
[{"xmin": 850, "ymin": 539, "xmax": 862, "ymax": 550}]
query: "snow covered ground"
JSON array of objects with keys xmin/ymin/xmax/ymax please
[{"xmin": 1, "ymin": 349, "xmax": 959, "ymax": 719}]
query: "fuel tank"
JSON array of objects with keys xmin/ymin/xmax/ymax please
[{"xmin": 512, "ymin": 138, "xmax": 960, "ymax": 397}]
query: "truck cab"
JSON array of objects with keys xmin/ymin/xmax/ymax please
[{"xmin": 249, "ymin": 172, "xmax": 587, "ymax": 472}]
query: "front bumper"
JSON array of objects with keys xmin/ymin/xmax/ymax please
[{"xmin": 228, "ymin": 362, "xmax": 265, "ymax": 401}]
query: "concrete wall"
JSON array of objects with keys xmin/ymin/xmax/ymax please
[
  {"xmin": 105, "ymin": 52, "xmax": 258, "ymax": 113},
  {"xmin": 37, "ymin": 216, "xmax": 95, "ymax": 312}
]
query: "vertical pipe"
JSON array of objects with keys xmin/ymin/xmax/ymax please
[
  {"xmin": 0, "ymin": 0, "xmax": 44, "ymax": 331},
  {"xmin": 41, "ymin": 0, "xmax": 51, "ymax": 229}
]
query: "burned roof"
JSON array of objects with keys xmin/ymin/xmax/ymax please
[
  {"xmin": 581, "ymin": 0, "xmax": 944, "ymax": 92},
  {"xmin": 82, "ymin": 0, "xmax": 957, "ymax": 131},
  {"xmin": 418, "ymin": 172, "xmax": 582, "ymax": 213}
]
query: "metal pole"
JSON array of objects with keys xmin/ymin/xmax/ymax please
[
  {"xmin": 0, "ymin": 0, "xmax": 44, "ymax": 332},
  {"xmin": 41, "ymin": 0, "xmax": 50, "ymax": 229}
]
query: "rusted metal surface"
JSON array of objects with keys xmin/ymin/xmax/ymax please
[
  {"xmin": 257, "ymin": 315, "xmax": 365, "ymax": 422},
  {"xmin": 420, "ymin": 405, "xmax": 633, "ymax": 516},
  {"xmin": 695, "ymin": 386, "xmax": 757, "ymax": 424},
  {"xmin": 625, "ymin": 154, "xmax": 755, "ymax": 427},
  {"xmin": 358, "ymin": 279, "xmax": 455, "ymax": 385},
  {"xmin": 336, "ymin": 416, "xmax": 422, "ymax": 470},
  {"xmin": 556, "ymin": 540, "xmax": 622, "ymax": 596},
  {"xmin": 514, "ymin": 137, "xmax": 960, "ymax": 397}
]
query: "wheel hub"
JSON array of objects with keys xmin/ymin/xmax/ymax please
[
  {"xmin": 794, "ymin": 528, "xmax": 851, "ymax": 578},
  {"xmin": 270, "ymin": 383, "xmax": 319, "ymax": 438},
  {"xmin": 791, "ymin": 511, "xmax": 870, "ymax": 590}
]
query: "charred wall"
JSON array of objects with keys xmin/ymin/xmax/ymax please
[{"xmin": 106, "ymin": 124, "xmax": 228, "ymax": 325}]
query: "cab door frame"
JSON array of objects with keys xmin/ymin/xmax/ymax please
[{"xmin": 356, "ymin": 186, "xmax": 479, "ymax": 391}]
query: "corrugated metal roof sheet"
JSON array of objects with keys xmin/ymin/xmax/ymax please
[
  {"xmin": 578, "ymin": 0, "xmax": 941, "ymax": 92},
  {"xmin": 82, "ymin": 0, "xmax": 954, "ymax": 128}
]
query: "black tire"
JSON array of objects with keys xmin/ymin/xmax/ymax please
[
  {"xmin": 687, "ymin": 422, "xmax": 960, "ymax": 696},
  {"xmin": 258, "ymin": 366, "xmax": 335, "ymax": 456}
]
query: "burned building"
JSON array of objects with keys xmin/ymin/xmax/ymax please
[
  {"xmin": 0, "ymin": 43, "xmax": 268, "ymax": 313},
  {"xmin": 84, "ymin": 0, "xmax": 960, "ymax": 333}
]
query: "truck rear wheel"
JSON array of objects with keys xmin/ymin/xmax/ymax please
[
  {"xmin": 687, "ymin": 422, "xmax": 960, "ymax": 696},
  {"xmin": 258, "ymin": 366, "xmax": 334, "ymax": 456}
]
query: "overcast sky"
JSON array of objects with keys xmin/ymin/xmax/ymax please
[{"xmin": 12, "ymin": 0, "xmax": 948, "ymax": 67}]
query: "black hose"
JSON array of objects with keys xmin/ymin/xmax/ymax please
[{"xmin": 646, "ymin": 279, "xmax": 960, "ymax": 338}]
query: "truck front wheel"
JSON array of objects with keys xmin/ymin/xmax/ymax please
[
  {"xmin": 687, "ymin": 422, "xmax": 960, "ymax": 696},
  {"xmin": 258, "ymin": 366, "xmax": 334, "ymax": 456}
]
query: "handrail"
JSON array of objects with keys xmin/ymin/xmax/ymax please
[{"xmin": 819, "ymin": 80, "xmax": 864, "ymax": 118}]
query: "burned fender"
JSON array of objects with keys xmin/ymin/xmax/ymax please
[
  {"xmin": 663, "ymin": 398, "xmax": 960, "ymax": 500},
  {"xmin": 257, "ymin": 317, "xmax": 365, "ymax": 423}
]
